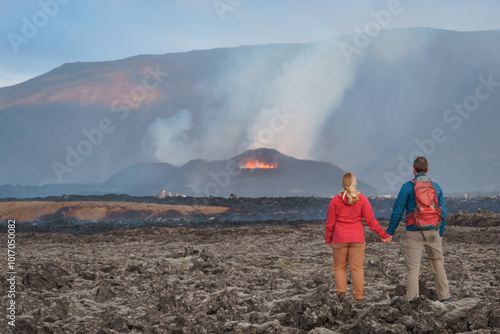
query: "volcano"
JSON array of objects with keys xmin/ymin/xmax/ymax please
[
  {"xmin": 102, "ymin": 148, "xmax": 376, "ymax": 198},
  {"xmin": 0, "ymin": 149, "xmax": 375, "ymax": 198}
]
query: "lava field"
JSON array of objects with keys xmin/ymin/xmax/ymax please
[{"xmin": 1, "ymin": 195, "xmax": 499, "ymax": 333}]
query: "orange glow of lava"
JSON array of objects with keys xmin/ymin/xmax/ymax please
[{"xmin": 241, "ymin": 160, "xmax": 278, "ymax": 169}]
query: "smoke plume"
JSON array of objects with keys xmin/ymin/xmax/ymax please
[
  {"xmin": 144, "ymin": 109, "xmax": 194, "ymax": 166},
  {"xmin": 145, "ymin": 37, "xmax": 360, "ymax": 165}
]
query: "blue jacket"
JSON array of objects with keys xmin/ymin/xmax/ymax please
[{"xmin": 386, "ymin": 173, "xmax": 447, "ymax": 237}]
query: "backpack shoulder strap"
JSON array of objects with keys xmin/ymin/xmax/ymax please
[{"xmin": 415, "ymin": 175, "xmax": 433, "ymax": 184}]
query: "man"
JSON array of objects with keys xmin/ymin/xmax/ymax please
[{"xmin": 386, "ymin": 156, "xmax": 453, "ymax": 302}]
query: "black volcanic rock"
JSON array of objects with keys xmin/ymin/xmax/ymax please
[
  {"xmin": 12, "ymin": 222, "xmax": 500, "ymax": 333},
  {"xmin": 447, "ymin": 208, "xmax": 500, "ymax": 227}
]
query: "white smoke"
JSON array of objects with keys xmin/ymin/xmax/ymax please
[
  {"xmin": 247, "ymin": 39, "xmax": 359, "ymax": 158},
  {"xmin": 145, "ymin": 37, "xmax": 361, "ymax": 163},
  {"xmin": 145, "ymin": 109, "xmax": 194, "ymax": 166},
  {"xmin": 212, "ymin": 38, "xmax": 360, "ymax": 160}
]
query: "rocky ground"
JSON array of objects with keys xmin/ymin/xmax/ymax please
[{"xmin": 1, "ymin": 219, "xmax": 499, "ymax": 333}]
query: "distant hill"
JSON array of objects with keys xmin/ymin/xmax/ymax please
[
  {"xmin": 1, "ymin": 28, "xmax": 499, "ymax": 194},
  {"xmin": 104, "ymin": 162, "xmax": 178, "ymax": 195}
]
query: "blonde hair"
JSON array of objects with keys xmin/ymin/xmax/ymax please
[{"xmin": 339, "ymin": 172, "xmax": 360, "ymax": 204}]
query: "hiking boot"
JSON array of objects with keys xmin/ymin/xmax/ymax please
[
  {"xmin": 440, "ymin": 297, "xmax": 454, "ymax": 303},
  {"xmin": 355, "ymin": 299, "xmax": 363, "ymax": 305},
  {"xmin": 337, "ymin": 292, "xmax": 346, "ymax": 303}
]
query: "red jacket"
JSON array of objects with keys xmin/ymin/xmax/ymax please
[{"xmin": 325, "ymin": 193, "xmax": 389, "ymax": 244}]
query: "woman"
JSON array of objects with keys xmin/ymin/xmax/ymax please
[{"xmin": 325, "ymin": 172, "xmax": 392, "ymax": 303}]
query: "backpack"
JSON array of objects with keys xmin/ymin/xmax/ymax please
[{"xmin": 406, "ymin": 176, "xmax": 442, "ymax": 230}]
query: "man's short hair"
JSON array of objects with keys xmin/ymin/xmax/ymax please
[{"xmin": 413, "ymin": 156, "xmax": 428, "ymax": 173}]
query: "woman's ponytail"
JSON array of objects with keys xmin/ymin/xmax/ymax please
[{"xmin": 339, "ymin": 172, "xmax": 360, "ymax": 204}]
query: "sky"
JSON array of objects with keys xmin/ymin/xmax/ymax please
[{"xmin": 1, "ymin": 0, "xmax": 500, "ymax": 88}]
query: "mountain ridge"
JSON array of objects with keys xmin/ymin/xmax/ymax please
[
  {"xmin": 1, "ymin": 28, "xmax": 499, "ymax": 194},
  {"xmin": 0, "ymin": 148, "xmax": 373, "ymax": 198}
]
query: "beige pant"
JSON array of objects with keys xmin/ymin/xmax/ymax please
[
  {"xmin": 332, "ymin": 243, "xmax": 365, "ymax": 300},
  {"xmin": 403, "ymin": 230, "xmax": 451, "ymax": 300}
]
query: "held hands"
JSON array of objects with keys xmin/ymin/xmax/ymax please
[{"xmin": 381, "ymin": 235, "xmax": 392, "ymax": 244}]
